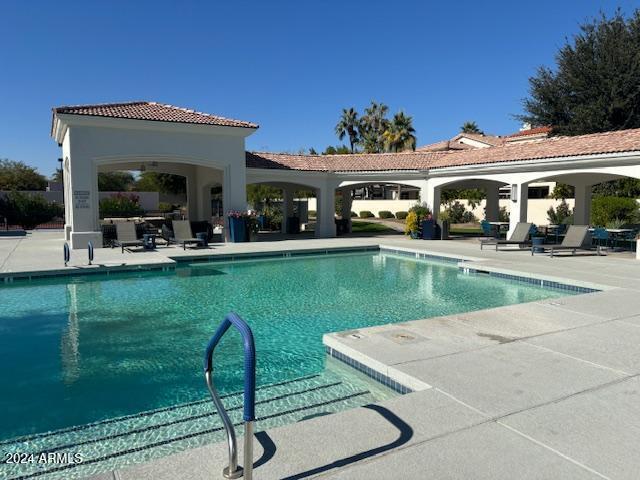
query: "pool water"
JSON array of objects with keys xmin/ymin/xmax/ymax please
[{"xmin": 0, "ymin": 251, "xmax": 573, "ymax": 478}]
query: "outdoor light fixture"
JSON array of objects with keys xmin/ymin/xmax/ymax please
[{"xmin": 510, "ymin": 184, "xmax": 518, "ymax": 202}]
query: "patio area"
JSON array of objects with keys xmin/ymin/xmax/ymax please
[{"xmin": 1, "ymin": 230, "xmax": 639, "ymax": 479}]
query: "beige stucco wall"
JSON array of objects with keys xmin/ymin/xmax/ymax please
[{"xmin": 307, "ymin": 197, "xmax": 577, "ymax": 225}]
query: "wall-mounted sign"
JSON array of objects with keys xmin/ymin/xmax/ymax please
[{"xmin": 73, "ymin": 190, "xmax": 90, "ymax": 209}]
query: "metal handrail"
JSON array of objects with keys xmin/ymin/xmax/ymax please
[{"xmin": 203, "ymin": 312, "xmax": 256, "ymax": 480}]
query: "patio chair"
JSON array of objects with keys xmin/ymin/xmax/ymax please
[
  {"xmin": 480, "ymin": 220, "xmax": 493, "ymax": 237},
  {"xmin": 532, "ymin": 225, "xmax": 600, "ymax": 257},
  {"xmin": 112, "ymin": 222, "xmax": 144, "ymax": 253},
  {"xmin": 171, "ymin": 220, "xmax": 203, "ymax": 250},
  {"xmin": 480, "ymin": 222, "xmax": 533, "ymax": 251}
]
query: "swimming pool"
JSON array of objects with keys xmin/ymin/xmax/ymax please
[{"xmin": 0, "ymin": 250, "xmax": 575, "ymax": 478}]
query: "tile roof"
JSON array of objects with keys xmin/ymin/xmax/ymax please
[
  {"xmin": 506, "ymin": 126, "xmax": 552, "ymax": 138},
  {"xmin": 248, "ymin": 128, "xmax": 640, "ymax": 172},
  {"xmin": 53, "ymin": 101, "xmax": 258, "ymax": 129}
]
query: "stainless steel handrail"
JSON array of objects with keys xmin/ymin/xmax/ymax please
[{"xmin": 204, "ymin": 312, "xmax": 256, "ymax": 480}]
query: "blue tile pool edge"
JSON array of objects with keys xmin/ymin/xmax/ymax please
[
  {"xmin": 325, "ymin": 346, "xmax": 413, "ymax": 395},
  {"xmin": 1, "ymin": 244, "xmax": 602, "ymax": 295}
]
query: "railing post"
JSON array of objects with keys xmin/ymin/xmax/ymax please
[{"xmin": 204, "ymin": 312, "xmax": 256, "ymax": 480}]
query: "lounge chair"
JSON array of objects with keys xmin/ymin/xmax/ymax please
[
  {"xmin": 112, "ymin": 222, "xmax": 144, "ymax": 253},
  {"xmin": 531, "ymin": 225, "xmax": 601, "ymax": 257},
  {"xmin": 171, "ymin": 220, "xmax": 203, "ymax": 250},
  {"xmin": 480, "ymin": 222, "xmax": 533, "ymax": 251}
]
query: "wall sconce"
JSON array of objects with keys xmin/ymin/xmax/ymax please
[{"xmin": 510, "ymin": 184, "xmax": 518, "ymax": 202}]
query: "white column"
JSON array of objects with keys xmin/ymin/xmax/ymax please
[
  {"xmin": 508, "ymin": 182, "xmax": 528, "ymax": 236},
  {"xmin": 223, "ymin": 162, "xmax": 247, "ymax": 241},
  {"xmin": 420, "ymin": 181, "xmax": 441, "ymax": 222},
  {"xmin": 340, "ymin": 187, "xmax": 353, "ymax": 233},
  {"xmin": 315, "ymin": 180, "xmax": 337, "ymax": 238},
  {"xmin": 65, "ymin": 144, "xmax": 102, "ymax": 249},
  {"xmin": 185, "ymin": 167, "xmax": 198, "ymax": 220},
  {"xmin": 485, "ymin": 184, "xmax": 500, "ymax": 221},
  {"xmin": 572, "ymin": 183, "xmax": 592, "ymax": 225},
  {"xmin": 282, "ymin": 187, "xmax": 295, "ymax": 233}
]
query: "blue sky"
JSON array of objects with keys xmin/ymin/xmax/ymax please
[{"xmin": 1, "ymin": 0, "xmax": 636, "ymax": 176}]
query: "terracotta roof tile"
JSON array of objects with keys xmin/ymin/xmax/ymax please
[
  {"xmin": 506, "ymin": 126, "xmax": 552, "ymax": 138},
  {"xmin": 248, "ymin": 128, "xmax": 640, "ymax": 172},
  {"xmin": 53, "ymin": 101, "xmax": 258, "ymax": 129}
]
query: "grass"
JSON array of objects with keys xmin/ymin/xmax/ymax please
[
  {"xmin": 449, "ymin": 226, "xmax": 482, "ymax": 235},
  {"xmin": 350, "ymin": 221, "xmax": 396, "ymax": 234}
]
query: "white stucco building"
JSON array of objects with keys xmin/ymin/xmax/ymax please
[{"xmin": 52, "ymin": 102, "xmax": 640, "ymax": 248}]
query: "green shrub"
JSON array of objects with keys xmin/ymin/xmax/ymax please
[
  {"xmin": 350, "ymin": 211, "xmax": 358, "ymax": 217},
  {"xmin": 99, "ymin": 193, "xmax": 144, "ymax": 218},
  {"xmin": 547, "ymin": 199, "xmax": 573, "ymax": 224},
  {"xmin": 158, "ymin": 202, "xmax": 179, "ymax": 213},
  {"xmin": 0, "ymin": 191, "xmax": 63, "ymax": 229},
  {"xmin": 359, "ymin": 210, "xmax": 374, "ymax": 218},
  {"xmin": 395, "ymin": 211, "xmax": 408, "ymax": 220},
  {"xmin": 378, "ymin": 210, "xmax": 394, "ymax": 219},
  {"xmin": 591, "ymin": 196, "xmax": 639, "ymax": 226},
  {"xmin": 498, "ymin": 206, "xmax": 510, "ymax": 222},
  {"xmin": 408, "ymin": 202, "xmax": 431, "ymax": 220},
  {"xmin": 445, "ymin": 201, "xmax": 476, "ymax": 223}
]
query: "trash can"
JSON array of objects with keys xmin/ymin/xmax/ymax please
[
  {"xmin": 196, "ymin": 232, "xmax": 208, "ymax": 248},
  {"xmin": 142, "ymin": 233, "xmax": 156, "ymax": 250},
  {"xmin": 532, "ymin": 236, "xmax": 544, "ymax": 253},
  {"xmin": 286, "ymin": 216, "xmax": 300, "ymax": 234},
  {"xmin": 438, "ymin": 220, "xmax": 450, "ymax": 240}
]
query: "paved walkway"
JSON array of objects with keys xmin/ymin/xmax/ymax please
[{"xmin": 3, "ymin": 231, "xmax": 640, "ymax": 479}]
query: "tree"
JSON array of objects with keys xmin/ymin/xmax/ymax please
[
  {"xmin": 322, "ymin": 145, "xmax": 351, "ymax": 155},
  {"xmin": 382, "ymin": 112, "xmax": 417, "ymax": 152},
  {"xmin": 308, "ymin": 147, "xmax": 319, "ymax": 155},
  {"xmin": 50, "ymin": 168, "xmax": 63, "ymax": 183},
  {"xmin": 359, "ymin": 101, "xmax": 390, "ymax": 153},
  {"xmin": 134, "ymin": 172, "xmax": 186, "ymax": 194},
  {"xmin": 592, "ymin": 178, "xmax": 640, "ymax": 197},
  {"xmin": 335, "ymin": 107, "xmax": 360, "ymax": 153},
  {"xmin": 460, "ymin": 121, "xmax": 483, "ymax": 134},
  {"xmin": 551, "ymin": 183, "xmax": 575, "ymax": 199},
  {"xmin": 441, "ymin": 188, "xmax": 485, "ymax": 208},
  {"xmin": 0, "ymin": 191, "xmax": 63, "ymax": 229},
  {"xmin": 98, "ymin": 171, "xmax": 135, "ymax": 191},
  {"xmin": 520, "ymin": 10, "xmax": 640, "ymax": 135},
  {"xmin": 0, "ymin": 159, "xmax": 47, "ymax": 190},
  {"xmin": 247, "ymin": 184, "xmax": 281, "ymax": 209}
]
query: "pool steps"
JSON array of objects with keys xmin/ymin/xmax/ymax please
[{"xmin": 1, "ymin": 373, "xmax": 378, "ymax": 480}]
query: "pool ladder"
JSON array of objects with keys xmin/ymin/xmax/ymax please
[{"xmin": 204, "ymin": 312, "xmax": 256, "ymax": 479}]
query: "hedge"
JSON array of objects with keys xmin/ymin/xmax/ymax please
[
  {"xmin": 378, "ymin": 210, "xmax": 394, "ymax": 219},
  {"xmin": 359, "ymin": 210, "xmax": 374, "ymax": 218},
  {"xmin": 395, "ymin": 211, "xmax": 408, "ymax": 220},
  {"xmin": 591, "ymin": 196, "xmax": 639, "ymax": 226}
]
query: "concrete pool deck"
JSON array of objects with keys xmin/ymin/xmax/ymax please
[{"xmin": 2, "ymin": 231, "xmax": 640, "ymax": 479}]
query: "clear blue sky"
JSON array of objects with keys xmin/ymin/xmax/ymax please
[{"xmin": 1, "ymin": 0, "xmax": 636, "ymax": 176}]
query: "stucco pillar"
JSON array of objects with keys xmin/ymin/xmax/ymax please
[
  {"xmin": 573, "ymin": 183, "xmax": 592, "ymax": 226},
  {"xmin": 185, "ymin": 167, "xmax": 199, "ymax": 220},
  {"xmin": 282, "ymin": 187, "xmax": 295, "ymax": 233},
  {"xmin": 508, "ymin": 182, "xmax": 528, "ymax": 237},
  {"xmin": 315, "ymin": 180, "xmax": 337, "ymax": 238},
  {"xmin": 222, "ymin": 162, "xmax": 247, "ymax": 241},
  {"xmin": 485, "ymin": 184, "xmax": 500, "ymax": 221},
  {"xmin": 340, "ymin": 187, "xmax": 353, "ymax": 233},
  {"xmin": 420, "ymin": 181, "xmax": 441, "ymax": 222},
  {"xmin": 65, "ymin": 144, "xmax": 102, "ymax": 249}
]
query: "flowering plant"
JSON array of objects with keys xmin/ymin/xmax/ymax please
[{"xmin": 227, "ymin": 210, "xmax": 256, "ymax": 219}]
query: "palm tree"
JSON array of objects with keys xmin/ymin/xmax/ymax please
[
  {"xmin": 359, "ymin": 101, "xmax": 389, "ymax": 153},
  {"xmin": 335, "ymin": 108, "xmax": 360, "ymax": 153},
  {"xmin": 383, "ymin": 112, "xmax": 417, "ymax": 152},
  {"xmin": 460, "ymin": 121, "xmax": 483, "ymax": 135}
]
